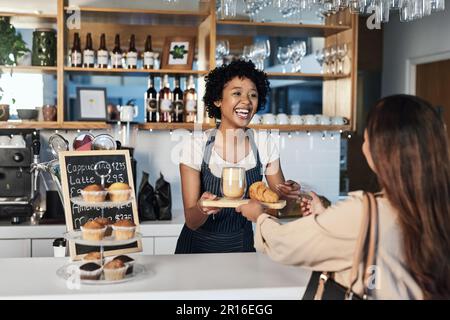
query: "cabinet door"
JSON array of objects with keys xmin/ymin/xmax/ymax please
[
  {"xmin": 140, "ymin": 237, "xmax": 154, "ymax": 255},
  {"xmin": 0, "ymin": 239, "xmax": 31, "ymax": 258},
  {"xmin": 32, "ymin": 239, "xmax": 59, "ymax": 257},
  {"xmin": 154, "ymin": 237, "xmax": 178, "ymax": 255}
]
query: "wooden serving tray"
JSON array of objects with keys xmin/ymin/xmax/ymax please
[{"xmin": 200, "ymin": 198, "xmax": 287, "ymax": 210}]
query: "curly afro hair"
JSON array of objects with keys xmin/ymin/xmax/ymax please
[{"xmin": 203, "ymin": 59, "xmax": 270, "ymax": 120}]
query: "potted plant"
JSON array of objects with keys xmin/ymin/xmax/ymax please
[{"xmin": 0, "ymin": 16, "xmax": 30, "ymax": 66}]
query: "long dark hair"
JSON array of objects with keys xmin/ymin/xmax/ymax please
[{"xmin": 366, "ymin": 94, "xmax": 450, "ymax": 299}]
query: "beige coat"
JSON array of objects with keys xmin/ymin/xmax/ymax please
[{"xmin": 254, "ymin": 191, "xmax": 423, "ymax": 300}]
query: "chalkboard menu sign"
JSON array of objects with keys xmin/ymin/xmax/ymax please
[{"xmin": 59, "ymin": 150, "xmax": 142, "ymax": 260}]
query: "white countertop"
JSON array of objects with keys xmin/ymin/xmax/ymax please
[
  {"xmin": 0, "ymin": 253, "xmax": 311, "ymax": 300},
  {"xmin": 0, "ymin": 210, "xmax": 185, "ymax": 239}
]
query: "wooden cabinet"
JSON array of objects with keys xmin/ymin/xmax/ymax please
[{"xmin": 1, "ymin": 0, "xmax": 358, "ymax": 132}]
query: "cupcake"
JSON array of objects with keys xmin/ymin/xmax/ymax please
[
  {"xmin": 80, "ymin": 220, "xmax": 107, "ymax": 241},
  {"xmin": 79, "ymin": 262, "xmax": 102, "ymax": 280},
  {"xmin": 80, "ymin": 184, "xmax": 107, "ymax": 203},
  {"xmin": 103, "ymin": 259, "xmax": 127, "ymax": 281},
  {"xmin": 113, "ymin": 255, "xmax": 135, "ymax": 275},
  {"xmin": 82, "ymin": 251, "xmax": 102, "ymax": 265},
  {"xmin": 107, "ymin": 182, "xmax": 131, "ymax": 202},
  {"xmin": 94, "ymin": 217, "xmax": 113, "ymax": 237},
  {"xmin": 112, "ymin": 219, "xmax": 136, "ymax": 240}
]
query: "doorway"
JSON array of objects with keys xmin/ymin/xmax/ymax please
[{"xmin": 415, "ymin": 59, "xmax": 450, "ymax": 142}]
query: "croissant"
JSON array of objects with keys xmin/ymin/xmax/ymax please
[{"xmin": 249, "ymin": 181, "xmax": 279, "ymax": 203}]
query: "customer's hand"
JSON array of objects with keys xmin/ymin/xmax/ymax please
[
  {"xmin": 197, "ymin": 192, "xmax": 221, "ymax": 215},
  {"xmin": 300, "ymin": 191, "xmax": 326, "ymax": 216},
  {"xmin": 276, "ymin": 180, "xmax": 301, "ymax": 200},
  {"xmin": 236, "ymin": 199, "xmax": 264, "ymax": 222}
]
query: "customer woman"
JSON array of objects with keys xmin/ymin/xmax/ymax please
[
  {"xmin": 237, "ymin": 95, "xmax": 450, "ymax": 299},
  {"xmin": 175, "ymin": 60, "xmax": 301, "ymax": 254}
]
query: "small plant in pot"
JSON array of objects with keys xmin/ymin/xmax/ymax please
[{"xmin": 0, "ymin": 16, "xmax": 30, "ymax": 66}]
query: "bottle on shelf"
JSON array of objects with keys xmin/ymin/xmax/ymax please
[
  {"xmin": 83, "ymin": 33, "xmax": 94, "ymax": 68},
  {"xmin": 143, "ymin": 35, "xmax": 155, "ymax": 70},
  {"xmin": 126, "ymin": 34, "xmax": 138, "ymax": 69},
  {"xmin": 145, "ymin": 75, "xmax": 159, "ymax": 123},
  {"xmin": 184, "ymin": 75, "xmax": 197, "ymax": 123},
  {"xmin": 111, "ymin": 34, "xmax": 123, "ymax": 68},
  {"xmin": 173, "ymin": 76, "xmax": 185, "ymax": 123},
  {"xmin": 97, "ymin": 33, "xmax": 108, "ymax": 68},
  {"xmin": 70, "ymin": 32, "xmax": 82, "ymax": 67},
  {"xmin": 159, "ymin": 74, "xmax": 173, "ymax": 123}
]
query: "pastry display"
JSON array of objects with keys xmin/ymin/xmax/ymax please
[
  {"xmin": 79, "ymin": 262, "xmax": 102, "ymax": 280},
  {"xmin": 113, "ymin": 255, "xmax": 135, "ymax": 275},
  {"xmin": 112, "ymin": 219, "xmax": 136, "ymax": 240},
  {"xmin": 80, "ymin": 220, "xmax": 107, "ymax": 241},
  {"xmin": 107, "ymin": 182, "xmax": 131, "ymax": 202},
  {"xmin": 82, "ymin": 251, "xmax": 102, "ymax": 264},
  {"xmin": 103, "ymin": 259, "xmax": 127, "ymax": 281},
  {"xmin": 80, "ymin": 184, "xmax": 107, "ymax": 203},
  {"xmin": 249, "ymin": 181, "xmax": 279, "ymax": 203}
]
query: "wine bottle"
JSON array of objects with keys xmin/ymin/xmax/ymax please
[
  {"xmin": 97, "ymin": 33, "xmax": 108, "ymax": 68},
  {"xmin": 143, "ymin": 35, "xmax": 154, "ymax": 70},
  {"xmin": 159, "ymin": 75, "xmax": 173, "ymax": 123},
  {"xmin": 126, "ymin": 34, "xmax": 138, "ymax": 69},
  {"xmin": 83, "ymin": 33, "xmax": 94, "ymax": 68},
  {"xmin": 111, "ymin": 34, "xmax": 122, "ymax": 68},
  {"xmin": 173, "ymin": 76, "xmax": 184, "ymax": 123},
  {"xmin": 146, "ymin": 75, "xmax": 159, "ymax": 122},
  {"xmin": 70, "ymin": 32, "xmax": 82, "ymax": 67},
  {"xmin": 184, "ymin": 75, "xmax": 197, "ymax": 123}
]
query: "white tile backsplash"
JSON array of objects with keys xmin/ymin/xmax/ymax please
[{"xmin": 40, "ymin": 129, "xmax": 341, "ymax": 209}]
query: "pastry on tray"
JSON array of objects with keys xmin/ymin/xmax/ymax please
[
  {"xmin": 249, "ymin": 181, "xmax": 279, "ymax": 203},
  {"xmin": 112, "ymin": 219, "xmax": 136, "ymax": 240},
  {"xmin": 107, "ymin": 182, "xmax": 131, "ymax": 202},
  {"xmin": 80, "ymin": 184, "xmax": 107, "ymax": 203},
  {"xmin": 79, "ymin": 262, "xmax": 102, "ymax": 280},
  {"xmin": 94, "ymin": 217, "xmax": 113, "ymax": 236},
  {"xmin": 82, "ymin": 251, "xmax": 102, "ymax": 264},
  {"xmin": 80, "ymin": 220, "xmax": 107, "ymax": 241},
  {"xmin": 103, "ymin": 259, "xmax": 127, "ymax": 281},
  {"xmin": 113, "ymin": 255, "xmax": 135, "ymax": 275}
]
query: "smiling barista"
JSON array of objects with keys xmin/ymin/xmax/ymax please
[{"xmin": 175, "ymin": 60, "xmax": 302, "ymax": 254}]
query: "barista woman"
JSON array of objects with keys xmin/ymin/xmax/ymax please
[{"xmin": 175, "ymin": 60, "xmax": 300, "ymax": 254}]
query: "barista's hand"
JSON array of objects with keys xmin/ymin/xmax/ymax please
[
  {"xmin": 300, "ymin": 191, "xmax": 326, "ymax": 216},
  {"xmin": 236, "ymin": 199, "xmax": 264, "ymax": 223},
  {"xmin": 276, "ymin": 180, "xmax": 301, "ymax": 200},
  {"xmin": 197, "ymin": 192, "xmax": 221, "ymax": 215}
]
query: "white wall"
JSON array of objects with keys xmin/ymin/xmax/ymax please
[
  {"xmin": 40, "ymin": 129, "xmax": 341, "ymax": 211},
  {"xmin": 382, "ymin": 1, "xmax": 450, "ymax": 96}
]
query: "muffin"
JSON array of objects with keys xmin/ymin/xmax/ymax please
[
  {"xmin": 80, "ymin": 184, "xmax": 107, "ymax": 203},
  {"xmin": 94, "ymin": 217, "xmax": 113, "ymax": 237},
  {"xmin": 112, "ymin": 219, "xmax": 136, "ymax": 240},
  {"xmin": 82, "ymin": 251, "xmax": 102, "ymax": 265},
  {"xmin": 107, "ymin": 182, "xmax": 131, "ymax": 202},
  {"xmin": 80, "ymin": 220, "xmax": 107, "ymax": 241},
  {"xmin": 79, "ymin": 262, "xmax": 102, "ymax": 280},
  {"xmin": 103, "ymin": 259, "xmax": 127, "ymax": 281},
  {"xmin": 113, "ymin": 255, "xmax": 135, "ymax": 275}
]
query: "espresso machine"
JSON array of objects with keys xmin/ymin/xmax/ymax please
[{"xmin": 0, "ymin": 130, "xmax": 38, "ymax": 221}]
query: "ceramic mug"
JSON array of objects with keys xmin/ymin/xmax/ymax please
[
  {"xmin": 276, "ymin": 113, "xmax": 289, "ymax": 125},
  {"xmin": 262, "ymin": 113, "xmax": 276, "ymax": 125},
  {"xmin": 303, "ymin": 114, "xmax": 317, "ymax": 125},
  {"xmin": 119, "ymin": 105, "xmax": 138, "ymax": 122},
  {"xmin": 289, "ymin": 115, "xmax": 302, "ymax": 125},
  {"xmin": 331, "ymin": 116, "xmax": 349, "ymax": 125},
  {"xmin": 0, "ymin": 104, "xmax": 9, "ymax": 121},
  {"xmin": 316, "ymin": 115, "xmax": 332, "ymax": 125}
]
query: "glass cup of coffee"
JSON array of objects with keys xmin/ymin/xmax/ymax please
[{"xmin": 221, "ymin": 166, "xmax": 246, "ymax": 199}]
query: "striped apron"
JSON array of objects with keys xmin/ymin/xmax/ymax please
[{"xmin": 175, "ymin": 129, "xmax": 263, "ymax": 254}]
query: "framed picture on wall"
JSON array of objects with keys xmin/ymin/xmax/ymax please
[
  {"xmin": 75, "ymin": 87, "xmax": 107, "ymax": 121},
  {"xmin": 161, "ymin": 36, "xmax": 195, "ymax": 70}
]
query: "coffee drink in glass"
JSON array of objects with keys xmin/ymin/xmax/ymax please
[{"xmin": 221, "ymin": 167, "xmax": 246, "ymax": 199}]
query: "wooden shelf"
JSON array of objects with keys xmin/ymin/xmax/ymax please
[
  {"xmin": 216, "ymin": 20, "xmax": 351, "ymax": 37},
  {"xmin": 0, "ymin": 121, "xmax": 60, "ymax": 129},
  {"xmin": 0, "ymin": 11, "xmax": 57, "ymax": 24},
  {"xmin": 65, "ymin": 6, "xmax": 209, "ymax": 16},
  {"xmin": 139, "ymin": 123, "xmax": 350, "ymax": 132},
  {"xmin": 64, "ymin": 67, "xmax": 208, "ymax": 76},
  {"xmin": 266, "ymin": 72, "xmax": 350, "ymax": 80},
  {"xmin": 0, "ymin": 65, "xmax": 57, "ymax": 74},
  {"xmin": 60, "ymin": 122, "xmax": 111, "ymax": 129}
]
